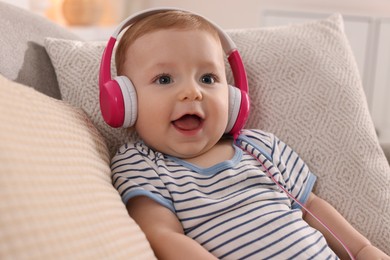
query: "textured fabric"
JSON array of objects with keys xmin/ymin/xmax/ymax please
[
  {"xmin": 111, "ymin": 129, "xmax": 337, "ymax": 259},
  {"xmin": 45, "ymin": 14, "xmax": 390, "ymax": 254},
  {"xmin": 226, "ymin": 15, "xmax": 390, "ymax": 254},
  {"xmin": 0, "ymin": 2, "xmax": 80, "ymax": 99},
  {"xmin": 382, "ymin": 142, "xmax": 390, "ymax": 163},
  {"xmin": 44, "ymin": 38, "xmax": 136, "ymax": 157},
  {"xmin": 0, "ymin": 75, "xmax": 155, "ymax": 259}
]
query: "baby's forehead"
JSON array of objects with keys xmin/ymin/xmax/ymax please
[
  {"xmin": 116, "ymin": 17, "xmax": 224, "ymax": 75},
  {"xmin": 138, "ymin": 26, "xmax": 219, "ymax": 41},
  {"xmin": 125, "ymin": 29, "xmax": 226, "ymax": 67},
  {"xmin": 133, "ymin": 28, "xmax": 222, "ymax": 50}
]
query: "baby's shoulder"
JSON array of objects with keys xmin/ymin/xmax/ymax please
[
  {"xmin": 113, "ymin": 141, "xmax": 160, "ymax": 161},
  {"xmin": 240, "ymin": 129, "xmax": 276, "ymax": 146},
  {"xmin": 115, "ymin": 141, "xmax": 140, "ymax": 155},
  {"xmin": 239, "ymin": 129, "xmax": 278, "ymax": 160}
]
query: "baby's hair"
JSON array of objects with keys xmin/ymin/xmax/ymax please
[{"xmin": 115, "ymin": 10, "xmax": 221, "ymax": 76}]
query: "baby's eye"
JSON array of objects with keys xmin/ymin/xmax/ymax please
[
  {"xmin": 201, "ymin": 74, "xmax": 217, "ymax": 84},
  {"xmin": 153, "ymin": 74, "xmax": 172, "ymax": 85}
]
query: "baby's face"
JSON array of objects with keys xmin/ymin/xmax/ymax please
[{"xmin": 123, "ymin": 29, "xmax": 229, "ymax": 159}]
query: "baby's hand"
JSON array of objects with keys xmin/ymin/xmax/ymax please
[{"xmin": 356, "ymin": 245, "xmax": 390, "ymax": 260}]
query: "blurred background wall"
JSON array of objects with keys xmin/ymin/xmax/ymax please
[{"xmin": 4, "ymin": 0, "xmax": 390, "ymax": 28}]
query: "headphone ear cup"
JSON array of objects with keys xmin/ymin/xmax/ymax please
[
  {"xmin": 100, "ymin": 79, "xmax": 125, "ymax": 128},
  {"xmin": 114, "ymin": 76, "xmax": 138, "ymax": 128},
  {"xmin": 226, "ymin": 85, "xmax": 241, "ymax": 134},
  {"xmin": 99, "ymin": 76, "xmax": 137, "ymax": 128},
  {"xmin": 225, "ymin": 84, "xmax": 250, "ymax": 135}
]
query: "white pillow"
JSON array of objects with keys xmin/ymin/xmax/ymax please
[
  {"xmin": 45, "ymin": 14, "xmax": 390, "ymax": 254},
  {"xmin": 0, "ymin": 75, "xmax": 155, "ymax": 259}
]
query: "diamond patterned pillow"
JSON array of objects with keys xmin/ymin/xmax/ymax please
[
  {"xmin": 44, "ymin": 40, "xmax": 137, "ymax": 157},
  {"xmin": 227, "ymin": 15, "xmax": 390, "ymax": 254},
  {"xmin": 45, "ymin": 14, "xmax": 390, "ymax": 254}
]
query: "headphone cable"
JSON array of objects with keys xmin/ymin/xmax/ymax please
[{"xmin": 235, "ymin": 143, "xmax": 355, "ymax": 260}]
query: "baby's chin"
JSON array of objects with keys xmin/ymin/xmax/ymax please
[{"xmin": 138, "ymin": 129, "xmax": 225, "ymax": 162}]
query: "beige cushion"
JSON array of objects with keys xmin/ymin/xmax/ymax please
[
  {"xmin": 45, "ymin": 14, "xmax": 390, "ymax": 254},
  {"xmin": 0, "ymin": 75, "xmax": 155, "ymax": 259}
]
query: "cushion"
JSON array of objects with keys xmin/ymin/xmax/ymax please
[
  {"xmin": 45, "ymin": 14, "xmax": 390, "ymax": 254},
  {"xmin": 382, "ymin": 142, "xmax": 390, "ymax": 163},
  {"xmin": 0, "ymin": 2, "xmax": 80, "ymax": 99},
  {"xmin": 227, "ymin": 15, "xmax": 390, "ymax": 254},
  {"xmin": 44, "ymin": 39, "xmax": 137, "ymax": 158},
  {"xmin": 0, "ymin": 75, "xmax": 155, "ymax": 259}
]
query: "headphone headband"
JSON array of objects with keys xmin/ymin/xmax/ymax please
[
  {"xmin": 99, "ymin": 7, "xmax": 249, "ymax": 138},
  {"xmin": 100, "ymin": 7, "xmax": 248, "ymax": 92},
  {"xmin": 111, "ymin": 7, "xmax": 237, "ymax": 54}
]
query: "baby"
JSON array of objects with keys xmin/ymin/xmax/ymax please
[{"xmin": 102, "ymin": 8, "xmax": 389, "ymax": 260}]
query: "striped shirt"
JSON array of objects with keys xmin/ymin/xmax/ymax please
[{"xmin": 112, "ymin": 129, "xmax": 338, "ymax": 259}]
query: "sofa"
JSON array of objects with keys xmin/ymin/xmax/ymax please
[{"xmin": 1, "ymin": 2, "xmax": 389, "ymax": 259}]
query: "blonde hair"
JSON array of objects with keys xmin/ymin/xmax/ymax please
[{"xmin": 115, "ymin": 10, "xmax": 221, "ymax": 75}]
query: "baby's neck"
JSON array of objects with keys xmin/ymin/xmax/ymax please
[{"xmin": 183, "ymin": 138, "xmax": 235, "ymax": 168}]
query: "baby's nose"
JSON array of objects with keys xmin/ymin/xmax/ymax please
[{"xmin": 178, "ymin": 82, "xmax": 203, "ymax": 101}]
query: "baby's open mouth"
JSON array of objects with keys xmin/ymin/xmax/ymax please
[{"xmin": 172, "ymin": 114, "xmax": 203, "ymax": 131}]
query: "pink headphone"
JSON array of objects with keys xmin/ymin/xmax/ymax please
[{"xmin": 99, "ymin": 7, "xmax": 250, "ymax": 138}]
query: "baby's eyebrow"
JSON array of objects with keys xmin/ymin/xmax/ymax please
[
  {"xmin": 149, "ymin": 62, "xmax": 176, "ymax": 70},
  {"xmin": 197, "ymin": 60, "xmax": 225, "ymax": 69}
]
